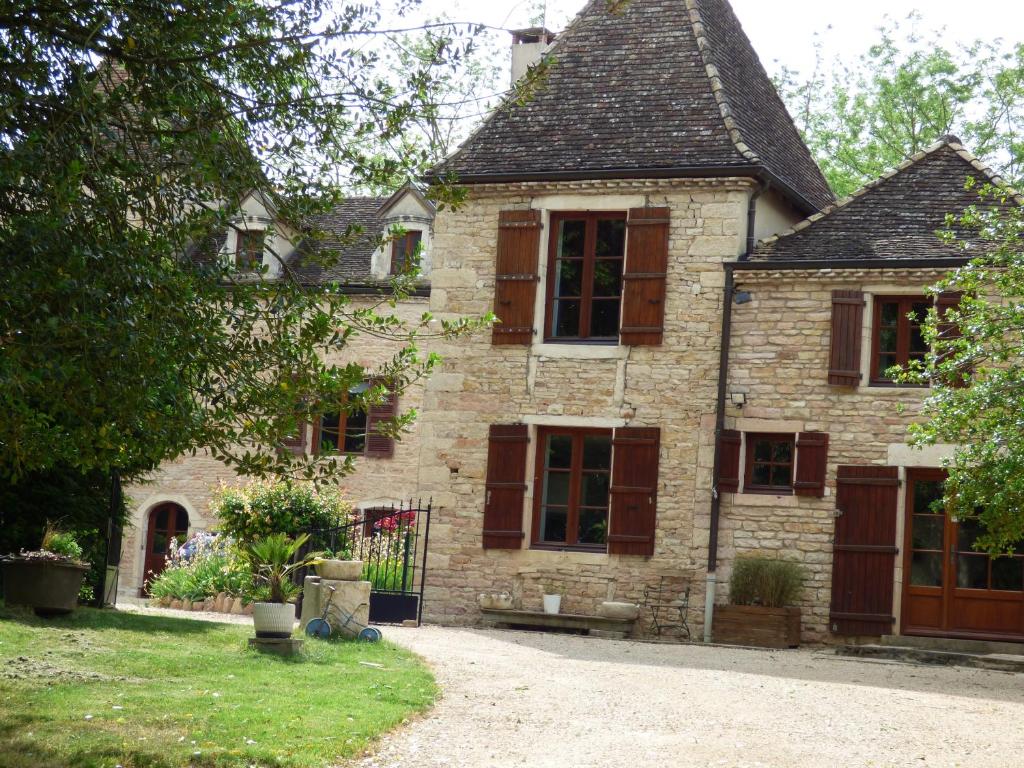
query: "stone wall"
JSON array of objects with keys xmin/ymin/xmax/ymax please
[{"xmin": 118, "ymin": 294, "xmax": 431, "ymax": 598}]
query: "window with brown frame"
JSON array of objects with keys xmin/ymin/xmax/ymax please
[
  {"xmin": 390, "ymin": 230, "xmax": 422, "ymax": 275},
  {"xmin": 317, "ymin": 382, "xmax": 369, "ymax": 455},
  {"xmin": 871, "ymin": 296, "xmax": 930, "ymax": 385},
  {"xmin": 744, "ymin": 434, "xmax": 796, "ymax": 494},
  {"xmin": 235, "ymin": 228, "xmax": 265, "ymax": 270},
  {"xmin": 532, "ymin": 427, "xmax": 612, "ymax": 551},
  {"xmin": 545, "ymin": 212, "xmax": 626, "ymax": 342}
]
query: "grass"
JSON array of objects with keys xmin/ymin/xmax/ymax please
[{"xmin": 0, "ymin": 605, "xmax": 436, "ymax": 768}]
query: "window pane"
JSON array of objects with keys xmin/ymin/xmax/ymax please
[
  {"xmin": 878, "ymin": 327, "xmax": 898, "ymax": 353},
  {"xmin": 343, "ymin": 431, "xmax": 366, "ymax": 454},
  {"xmin": 592, "ymin": 259, "xmax": 623, "ymax": 297},
  {"xmin": 771, "ymin": 441, "xmax": 793, "ymax": 463},
  {"xmin": 770, "ymin": 465, "xmax": 792, "ymax": 488},
  {"xmin": 174, "ymin": 509, "xmax": 188, "ymax": 532},
  {"xmin": 957, "ymin": 555, "xmax": 988, "ymax": 589},
  {"xmin": 911, "ymin": 515, "xmax": 944, "ymax": 550},
  {"xmin": 751, "ymin": 463, "xmax": 771, "ymax": 486},
  {"xmin": 595, "ymin": 219, "xmax": 626, "ymax": 257},
  {"xmin": 582, "ymin": 436, "xmax": 611, "ymax": 470},
  {"xmin": 913, "ymin": 479, "xmax": 945, "ymax": 515},
  {"xmin": 152, "ymin": 532, "xmax": 167, "ymax": 556},
  {"xmin": 753, "ymin": 440, "xmax": 772, "ymax": 462},
  {"xmin": 910, "ymin": 326, "xmax": 928, "ymax": 355},
  {"xmin": 577, "ymin": 508, "xmax": 608, "ymax": 545},
  {"xmin": 910, "ymin": 301, "xmax": 931, "ymax": 324},
  {"xmin": 543, "ymin": 471, "xmax": 570, "ymax": 506},
  {"xmin": 589, "ymin": 299, "xmax": 621, "ymax": 338},
  {"xmin": 319, "ymin": 412, "xmax": 340, "ymax": 451},
  {"xmin": 991, "ymin": 558, "xmax": 1024, "ymax": 591},
  {"xmin": 582, "ymin": 472, "xmax": 610, "ymax": 506},
  {"xmin": 552, "ymin": 299, "xmax": 581, "ymax": 337},
  {"xmin": 557, "ymin": 220, "xmax": 586, "ymax": 258},
  {"xmin": 911, "ymin": 551, "xmax": 943, "ymax": 586},
  {"xmin": 155, "ymin": 507, "xmax": 169, "ymax": 530},
  {"xmin": 880, "ymin": 302, "xmax": 900, "ymax": 325},
  {"xmin": 877, "ymin": 353, "xmax": 897, "ymax": 377},
  {"xmin": 541, "ymin": 507, "xmax": 567, "ymax": 543},
  {"xmin": 554, "ymin": 260, "xmax": 583, "ymax": 297},
  {"xmin": 957, "ymin": 519, "xmax": 981, "ymax": 552},
  {"xmin": 546, "ymin": 435, "xmax": 572, "ymax": 469}
]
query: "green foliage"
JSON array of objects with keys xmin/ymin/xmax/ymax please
[
  {"xmin": 776, "ymin": 15, "xmax": 1024, "ymax": 197},
  {"xmin": 729, "ymin": 556, "xmax": 806, "ymax": 608},
  {"xmin": 40, "ymin": 526, "xmax": 83, "ymax": 562},
  {"xmin": 212, "ymin": 480, "xmax": 352, "ymax": 545},
  {"xmin": 363, "ymin": 558, "xmax": 414, "ymax": 592},
  {"xmin": 147, "ymin": 538, "xmax": 252, "ymax": 603},
  {"xmin": 894, "ymin": 188, "xmax": 1024, "ymax": 553},
  {"xmin": 244, "ymin": 533, "xmax": 320, "ymax": 604}
]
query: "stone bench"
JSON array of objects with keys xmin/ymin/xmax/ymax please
[{"xmin": 480, "ymin": 608, "xmax": 636, "ymax": 639}]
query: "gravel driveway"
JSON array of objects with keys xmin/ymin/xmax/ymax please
[{"xmin": 351, "ymin": 626, "xmax": 1024, "ymax": 768}]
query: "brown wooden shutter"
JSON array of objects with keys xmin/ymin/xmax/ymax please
[
  {"xmin": 936, "ymin": 291, "xmax": 967, "ymax": 387},
  {"xmin": 621, "ymin": 208, "xmax": 670, "ymax": 346},
  {"xmin": 828, "ymin": 290, "xmax": 865, "ymax": 386},
  {"xmin": 829, "ymin": 466, "xmax": 899, "ymax": 636},
  {"xmin": 482, "ymin": 424, "xmax": 529, "ymax": 549},
  {"xmin": 492, "ymin": 210, "xmax": 542, "ymax": 345},
  {"xmin": 794, "ymin": 432, "xmax": 829, "ymax": 498},
  {"xmin": 281, "ymin": 422, "xmax": 308, "ymax": 455},
  {"xmin": 608, "ymin": 427, "xmax": 660, "ymax": 556},
  {"xmin": 365, "ymin": 383, "xmax": 397, "ymax": 458},
  {"xmin": 716, "ymin": 429, "xmax": 742, "ymax": 493}
]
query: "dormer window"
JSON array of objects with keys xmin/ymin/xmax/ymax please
[
  {"xmin": 235, "ymin": 228, "xmax": 265, "ymax": 271},
  {"xmin": 390, "ymin": 230, "xmax": 422, "ymax": 275}
]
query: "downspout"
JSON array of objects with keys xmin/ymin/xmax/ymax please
[{"xmin": 704, "ymin": 183, "xmax": 764, "ymax": 643}]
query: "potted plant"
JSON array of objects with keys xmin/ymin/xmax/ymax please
[
  {"xmin": 1, "ymin": 524, "xmax": 91, "ymax": 616},
  {"xmin": 315, "ymin": 545, "xmax": 362, "ymax": 581},
  {"xmin": 713, "ymin": 556, "xmax": 806, "ymax": 648},
  {"xmin": 244, "ymin": 533, "xmax": 320, "ymax": 639},
  {"xmin": 541, "ymin": 583, "xmax": 563, "ymax": 615}
]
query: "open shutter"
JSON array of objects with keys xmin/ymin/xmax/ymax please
[
  {"xmin": 281, "ymin": 422, "xmax": 309, "ymax": 455},
  {"xmin": 609, "ymin": 427, "xmax": 660, "ymax": 556},
  {"xmin": 492, "ymin": 210, "xmax": 542, "ymax": 345},
  {"xmin": 621, "ymin": 208, "xmax": 670, "ymax": 346},
  {"xmin": 365, "ymin": 383, "xmax": 397, "ymax": 458},
  {"xmin": 936, "ymin": 291, "xmax": 967, "ymax": 387},
  {"xmin": 794, "ymin": 432, "xmax": 829, "ymax": 498},
  {"xmin": 828, "ymin": 290, "xmax": 865, "ymax": 386},
  {"xmin": 829, "ymin": 466, "xmax": 900, "ymax": 636},
  {"xmin": 482, "ymin": 425, "xmax": 528, "ymax": 549},
  {"xmin": 716, "ymin": 429, "xmax": 741, "ymax": 493}
]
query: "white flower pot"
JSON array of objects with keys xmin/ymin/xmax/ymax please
[
  {"xmin": 542, "ymin": 594, "xmax": 562, "ymax": 615},
  {"xmin": 252, "ymin": 602, "xmax": 296, "ymax": 638},
  {"xmin": 316, "ymin": 559, "xmax": 363, "ymax": 581}
]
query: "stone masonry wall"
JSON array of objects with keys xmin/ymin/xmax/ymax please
[{"xmin": 119, "ymin": 295, "xmax": 430, "ymax": 598}]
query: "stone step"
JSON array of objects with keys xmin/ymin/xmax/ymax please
[
  {"xmin": 878, "ymin": 634, "xmax": 1024, "ymax": 656},
  {"xmin": 837, "ymin": 644, "xmax": 1024, "ymax": 673}
]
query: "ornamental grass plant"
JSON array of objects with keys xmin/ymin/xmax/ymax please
[{"xmin": 728, "ymin": 556, "xmax": 806, "ymax": 608}]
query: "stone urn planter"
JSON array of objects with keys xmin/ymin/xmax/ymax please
[
  {"xmin": 252, "ymin": 602, "xmax": 296, "ymax": 639},
  {"xmin": 2, "ymin": 558, "xmax": 91, "ymax": 616},
  {"xmin": 598, "ymin": 601, "xmax": 640, "ymax": 621},
  {"xmin": 316, "ymin": 559, "xmax": 363, "ymax": 581},
  {"xmin": 712, "ymin": 605, "xmax": 801, "ymax": 649},
  {"xmin": 478, "ymin": 592, "xmax": 514, "ymax": 610}
]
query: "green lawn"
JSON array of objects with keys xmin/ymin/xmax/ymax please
[{"xmin": 0, "ymin": 605, "xmax": 436, "ymax": 768}]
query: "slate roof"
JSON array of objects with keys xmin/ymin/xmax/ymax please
[
  {"xmin": 290, "ymin": 197, "xmax": 388, "ymax": 283},
  {"xmin": 434, "ymin": 0, "xmax": 834, "ymax": 212},
  {"xmin": 750, "ymin": 138, "xmax": 1024, "ymax": 264}
]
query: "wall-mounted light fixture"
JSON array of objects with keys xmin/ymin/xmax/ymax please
[
  {"xmin": 730, "ymin": 392, "xmax": 747, "ymax": 407},
  {"xmin": 734, "ymin": 290, "xmax": 753, "ymax": 305}
]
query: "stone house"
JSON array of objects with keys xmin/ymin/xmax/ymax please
[{"xmin": 124, "ymin": 0, "xmax": 1024, "ymax": 645}]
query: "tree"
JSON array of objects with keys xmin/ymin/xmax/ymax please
[
  {"xmin": 896, "ymin": 183, "xmax": 1024, "ymax": 553},
  {"xmin": 776, "ymin": 15, "xmax": 1024, "ymax": 197},
  {"xmin": 0, "ymin": 0, "xmax": 495, "ymax": 486}
]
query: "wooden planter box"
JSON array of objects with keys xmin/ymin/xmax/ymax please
[{"xmin": 712, "ymin": 605, "xmax": 801, "ymax": 649}]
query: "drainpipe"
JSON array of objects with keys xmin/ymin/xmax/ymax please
[{"xmin": 704, "ymin": 183, "xmax": 764, "ymax": 643}]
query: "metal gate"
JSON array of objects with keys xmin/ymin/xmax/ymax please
[{"xmin": 301, "ymin": 500, "xmax": 432, "ymax": 624}]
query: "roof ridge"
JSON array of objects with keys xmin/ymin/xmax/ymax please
[
  {"xmin": 756, "ymin": 138, "xmax": 1024, "ymax": 249},
  {"xmin": 684, "ymin": 0, "xmax": 759, "ymax": 165}
]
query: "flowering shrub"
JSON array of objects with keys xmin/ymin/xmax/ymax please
[
  {"xmin": 211, "ymin": 481, "xmax": 353, "ymax": 545},
  {"xmin": 148, "ymin": 532, "xmax": 252, "ymax": 601}
]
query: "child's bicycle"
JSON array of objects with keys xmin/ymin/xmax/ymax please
[{"xmin": 305, "ymin": 585, "xmax": 382, "ymax": 642}]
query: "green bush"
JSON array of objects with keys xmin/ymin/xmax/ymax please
[
  {"xmin": 148, "ymin": 534, "xmax": 253, "ymax": 601},
  {"xmin": 729, "ymin": 556, "xmax": 806, "ymax": 608},
  {"xmin": 211, "ymin": 481, "xmax": 352, "ymax": 545},
  {"xmin": 41, "ymin": 527, "xmax": 84, "ymax": 561}
]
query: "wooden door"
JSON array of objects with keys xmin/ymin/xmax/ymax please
[
  {"xmin": 141, "ymin": 503, "xmax": 189, "ymax": 595},
  {"xmin": 829, "ymin": 466, "xmax": 900, "ymax": 635},
  {"xmin": 902, "ymin": 470, "xmax": 1024, "ymax": 641}
]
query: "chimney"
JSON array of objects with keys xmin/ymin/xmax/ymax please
[{"xmin": 510, "ymin": 27, "xmax": 556, "ymax": 87}]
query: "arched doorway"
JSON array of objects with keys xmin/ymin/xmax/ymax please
[{"xmin": 141, "ymin": 503, "xmax": 189, "ymax": 596}]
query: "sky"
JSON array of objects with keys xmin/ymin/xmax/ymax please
[{"xmin": 428, "ymin": 0, "xmax": 1024, "ymax": 79}]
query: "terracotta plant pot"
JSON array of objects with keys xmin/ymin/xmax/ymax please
[
  {"xmin": 252, "ymin": 602, "xmax": 296, "ymax": 638},
  {"xmin": 316, "ymin": 559, "xmax": 363, "ymax": 581},
  {"xmin": 712, "ymin": 604, "xmax": 801, "ymax": 649},
  {"xmin": 2, "ymin": 559, "xmax": 90, "ymax": 616}
]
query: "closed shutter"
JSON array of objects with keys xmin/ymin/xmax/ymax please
[
  {"xmin": 482, "ymin": 424, "xmax": 528, "ymax": 549},
  {"xmin": 608, "ymin": 427, "xmax": 660, "ymax": 556},
  {"xmin": 716, "ymin": 429, "xmax": 742, "ymax": 493},
  {"xmin": 621, "ymin": 208, "xmax": 670, "ymax": 346},
  {"xmin": 281, "ymin": 422, "xmax": 308, "ymax": 455},
  {"xmin": 936, "ymin": 291, "xmax": 966, "ymax": 387},
  {"xmin": 794, "ymin": 432, "xmax": 829, "ymax": 498},
  {"xmin": 828, "ymin": 290, "xmax": 865, "ymax": 386},
  {"xmin": 365, "ymin": 383, "xmax": 397, "ymax": 458},
  {"xmin": 492, "ymin": 210, "xmax": 542, "ymax": 345},
  {"xmin": 829, "ymin": 466, "xmax": 900, "ymax": 636}
]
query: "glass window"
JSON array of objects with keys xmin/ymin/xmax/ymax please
[
  {"xmin": 391, "ymin": 230, "xmax": 422, "ymax": 275},
  {"xmin": 235, "ymin": 229, "xmax": 264, "ymax": 270},
  {"xmin": 872, "ymin": 296, "xmax": 932, "ymax": 385},
  {"xmin": 318, "ymin": 384, "xmax": 369, "ymax": 455},
  {"xmin": 744, "ymin": 434, "xmax": 795, "ymax": 493},
  {"xmin": 534, "ymin": 429, "xmax": 613, "ymax": 550}
]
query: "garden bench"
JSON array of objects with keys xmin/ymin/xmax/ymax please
[{"xmin": 480, "ymin": 608, "xmax": 637, "ymax": 638}]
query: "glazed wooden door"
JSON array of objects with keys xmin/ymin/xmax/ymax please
[
  {"xmin": 141, "ymin": 504, "xmax": 189, "ymax": 595},
  {"xmin": 902, "ymin": 470, "xmax": 1024, "ymax": 641}
]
